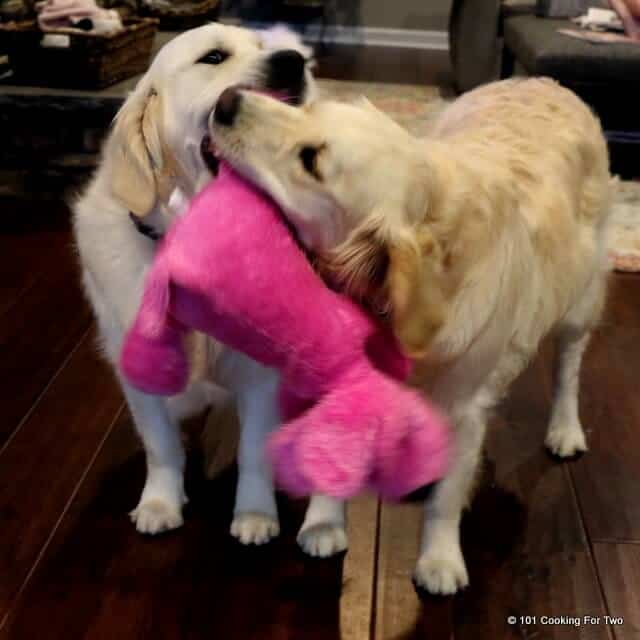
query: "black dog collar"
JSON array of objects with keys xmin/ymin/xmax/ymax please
[{"xmin": 129, "ymin": 212, "xmax": 163, "ymax": 241}]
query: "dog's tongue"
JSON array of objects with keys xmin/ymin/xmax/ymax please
[{"xmin": 246, "ymin": 86, "xmax": 293, "ymax": 102}]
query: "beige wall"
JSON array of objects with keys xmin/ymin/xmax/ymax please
[
  {"xmin": 223, "ymin": 0, "xmax": 452, "ymax": 31},
  {"xmin": 356, "ymin": 0, "xmax": 452, "ymax": 30}
]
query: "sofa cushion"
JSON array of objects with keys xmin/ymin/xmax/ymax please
[
  {"xmin": 536, "ymin": 0, "xmax": 606, "ymax": 18},
  {"xmin": 503, "ymin": 14, "xmax": 640, "ymax": 84}
]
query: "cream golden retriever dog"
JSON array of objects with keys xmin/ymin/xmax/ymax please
[
  {"xmin": 74, "ymin": 24, "xmax": 346, "ymax": 553},
  {"xmin": 208, "ymin": 78, "xmax": 612, "ymax": 593}
]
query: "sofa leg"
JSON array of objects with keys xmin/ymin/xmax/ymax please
[{"xmin": 449, "ymin": 0, "xmax": 501, "ymax": 92}]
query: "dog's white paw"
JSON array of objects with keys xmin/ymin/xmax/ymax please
[
  {"xmin": 297, "ymin": 523, "xmax": 348, "ymax": 558},
  {"xmin": 414, "ymin": 543, "xmax": 469, "ymax": 595},
  {"xmin": 231, "ymin": 512, "xmax": 280, "ymax": 545},
  {"xmin": 130, "ymin": 498, "xmax": 184, "ymax": 535},
  {"xmin": 545, "ymin": 424, "xmax": 588, "ymax": 458}
]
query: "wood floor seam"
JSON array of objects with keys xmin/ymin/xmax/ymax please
[
  {"xmin": 0, "ymin": 325, "xmax": 92, "ymax": 460},
  {"xmin": 0, "ymin": 403, "xmax": 125, "ymax": 633},
  {"xmin": 565, "ymin": 463, "xmax": 616, "ymax": 640},
  {"xmin": 369, "ymin": 499, "xmax": 382, "ymax": 640}
]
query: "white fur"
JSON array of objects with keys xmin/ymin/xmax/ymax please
[
  {"xmin": 209, "ymin": 78, "xmax": 612, "ymax": 591},
  {"xmin": 297, "ymin": 495, "xmax": 347, "ymax": 557},
  {"xmin": 73, "ymin": 23, "xmax": 326, "ymax": 544}
]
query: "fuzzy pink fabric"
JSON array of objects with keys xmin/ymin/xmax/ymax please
[{"xmin": 120, "ymin": 163, "xmax": 451, "ymax": 499}]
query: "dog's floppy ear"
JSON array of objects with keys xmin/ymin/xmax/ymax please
[
  {"xmin": 385, "ymin": 225, "xmax": 447, "ymax": 358},
  {"xmin": 325, "ymin": 216, "xmax": 447, "ymax": 359},
  {"xmin": 109, "ymin": 87, "xmax": 164, "ymax": 216}
]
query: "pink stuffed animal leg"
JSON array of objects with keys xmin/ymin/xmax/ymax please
[
  {"xmin": 121, "ymin": 257, "xmax": 190, "ymax": 395},
  {"xmin": 269, "ymin": 360, "xmax": 451, "ymax": 500},
  {"xmin": 121, "ymin": 163, "xmax": 451, "ymax": 500}
]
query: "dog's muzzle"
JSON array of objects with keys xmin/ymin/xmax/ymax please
[
  {"xmin": 214, "ymin": 87, "xmax": 242, "ymax": 127},
  {"xmin": 264, "ymin": 49, "xmax": 307, "ymax": 104}
]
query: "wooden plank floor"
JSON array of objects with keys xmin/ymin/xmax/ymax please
[
  {"xmin": 0, "ymin": 202, "xmax": 93, "ymax": 446},
  {"xmin": 1, "ymin": 207, "xmax": 639, "ymax": 639}
]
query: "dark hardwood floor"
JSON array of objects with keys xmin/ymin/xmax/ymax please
[{"xmin": 1, "ymin": 202, "xmax": 639, "ymax": 639}]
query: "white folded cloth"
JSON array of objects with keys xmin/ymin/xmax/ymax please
[
  {"xmin": 573, "ymin": 7, "xmax": 624, "ymax": 30},
  {"xmin": 36, "ymin": 0, "xmax": 123, "ymax": 34}
]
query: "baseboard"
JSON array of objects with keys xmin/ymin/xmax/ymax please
[{"xmin": 221, "ymin": 18, "xmax": 449, "ymax": 51}]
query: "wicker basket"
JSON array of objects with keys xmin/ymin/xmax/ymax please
[
  {"xmin": 0, "ymin": 17, "xmax": 158, "ymax": 89},
  {"xmin": 139, "ymin": 0, "xmax": 219, "ymax": 31}
]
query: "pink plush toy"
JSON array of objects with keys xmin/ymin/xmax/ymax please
[{"xmin": 120, "ymin": 162, "xmax": 450, "ymax": 500}]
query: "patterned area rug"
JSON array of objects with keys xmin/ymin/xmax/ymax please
[
  {"xmin": 609, "ymin": 181, "xmax": 640, "ymax": 272},
  {"xmin": 317, "ymin": 79, "xmax": 640, "ymax": 272}
]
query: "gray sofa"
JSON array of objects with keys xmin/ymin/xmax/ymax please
[
  {"xmin": 449, "ymin": 0, "xmax": 640, "ymax": 176},
  {"xmin": 501, "ymin": 12, "xmax": 640, "ymax": 85}
]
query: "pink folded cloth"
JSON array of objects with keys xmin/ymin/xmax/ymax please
[{"xmin": 36, "ymin": 0, "xmax": 122, "ymax": 33}]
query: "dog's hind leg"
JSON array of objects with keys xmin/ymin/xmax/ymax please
[
  {"xmin": 545, "ymin": 329, "xmax": 591, "ymax": 458},
  {"xmin": 545, "ymin": 272, "xmax": 606, "ymax": 458}
]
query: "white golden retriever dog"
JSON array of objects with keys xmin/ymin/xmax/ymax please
[
  {"xmin": 74, "ymin": 24, "xmax": 344, "ymax": 553},
  {"xmin": 208, "ymin": 78, "xmax": 612, "ymax": 593}
]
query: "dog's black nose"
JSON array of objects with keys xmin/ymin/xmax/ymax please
[
  {"xmin": 266, "ymin": 49, "xmax": 306, "ymax": 94},
  {"xmin": 214, "ymin": 87, "xmax": 241, "ymax": 126}
]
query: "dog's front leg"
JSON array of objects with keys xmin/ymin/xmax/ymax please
[
  {"xmin": 223, "ymin": 354, "xmax": 280, "ymax": 545},
  {"xmin": 220, "ymin": 353, "xmax": 348, "ymax": 550},
  {"xmin": 122, "ymin": 381, "xmax": 188, "ymax": 534},
  {"xmin": 414, "ymin": 402, "xmax": 487, "ymax": 595},
  {"xmin": 298, "ymin": 495, "xmax": 347, "ymax": 557}
]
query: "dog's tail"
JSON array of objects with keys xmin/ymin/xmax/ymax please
[{"xmin": 120, "ymin": 256, "xmax": 189, "ymax": 395}]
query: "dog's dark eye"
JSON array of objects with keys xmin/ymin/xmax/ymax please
[
  {"xmin": 299, "ymin": 146, "xmax": 322, "ymax": 179},
  {"xmin": 198, "ymin": 49, "xmax": 229, "ymax": 65}
]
